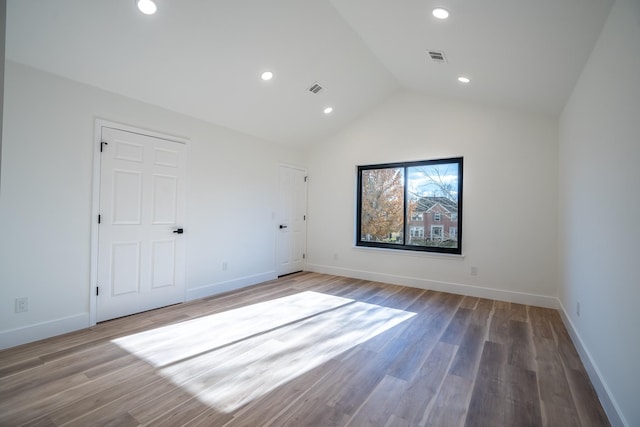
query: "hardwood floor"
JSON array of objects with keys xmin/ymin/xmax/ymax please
[{"xmin": 0, "ymin": 272, "xmax": 609, "ymax": 426}]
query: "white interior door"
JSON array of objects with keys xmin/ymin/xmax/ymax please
[
  {"xmin": 277, "ymin": 165, "xmax": 307, "ymax": 276},
  {"xmin": 96, "ymin": 127, "xmax": 187, "ymax": 322}
]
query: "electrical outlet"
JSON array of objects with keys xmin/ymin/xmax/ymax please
[
  {"xmin": 576, "ymin": 301, "xmax": 581, "ymax": 317},
  {"xmin": 15, "ymin": 297, "xmax": 29, "ymax": 313},
  {"xmin": 470, "ymin": 266, "xmax": 478, "ymax": 276},
  {"xmin": 222, "ymin": 262, "xmax": 228, "ymax": 271}
]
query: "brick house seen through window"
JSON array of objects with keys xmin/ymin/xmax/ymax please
[{"xmin": 407, "ymin": 196, "xmax": 458, "ymax": 244}]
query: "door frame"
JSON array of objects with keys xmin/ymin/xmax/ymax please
[
  {"xmin": 275, "ymin": 162, "xmax": 308, "ymax": 276},
  {"xmin": 89, "ymin": 119, "xmax": 190, "ymax": 326}
]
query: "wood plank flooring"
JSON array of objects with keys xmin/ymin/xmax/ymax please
[{"xmin": 0, "ymin": 272, "xmax": 610, "ymax": 426}]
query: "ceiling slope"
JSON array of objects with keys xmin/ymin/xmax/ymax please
[
  {"xmin": 6, "ymin": 0, "xmax": 398, "ymax": 146},
  {"xmin": 331, "ymin": 0, "xmax": 613, "ymax": 115},
  {"xmin": 6, "ymin": 0, "xmax": 613, "ymax": 146}
]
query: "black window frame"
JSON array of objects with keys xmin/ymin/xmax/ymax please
[{"xmin": 356, "ymin": 157, "xmax": 463, "ymax": 255}]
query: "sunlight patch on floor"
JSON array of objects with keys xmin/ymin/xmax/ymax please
[
  {"xmin": 112, "ymin": 291, "xmax": 352, "ymax": 367},
  {"xmin": 112, "ymin": 291, "xmax": 415, "ymax": 413}
]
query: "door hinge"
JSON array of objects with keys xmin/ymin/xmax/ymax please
[
  {"xmin": 302, "ymin": 253, "xmax": 306, "ymax": 260},
  {"xmin": 303, "ymin": 215, "xmax": 306, "ymax": 221},
  {"xmin": 100, "ymin": 141, "xmax": 108, "ymax": 152},
  {"xmin": 304, "ymin": 176, "xmax": 308, "ymax": 182},
  {"xmin": 96, "ymin": 286, "xmax": 99, "ymax": 296},
  {"xmin": 98, "ymin": 214, "xmax": 101, "ymax": 224}
]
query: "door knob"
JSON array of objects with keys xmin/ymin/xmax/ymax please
[{"xmin": 173, "ymin": 228, "xmax": 184, "ymax": 234}]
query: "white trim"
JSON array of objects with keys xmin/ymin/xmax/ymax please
[
  {"xmin": 186, "ymin": 271, "xmax": 277, "ymax": 301},
  {"xmin": 90, "ymin": 119, "xmax": 190, "ymax": 326},
  {"xmin": 98, "ymin": 119, "xmax": 190, "ymax": 145},
  {"xmin": 89, "ymin": 122, "xmax": 102, "ymax": 326},
  {"xmin": 0, "ymin": 314, "xmax": 89, "ymax": 350},
  {"xmin": 558, "ymin": 302, "xmax": 628, "ymax": 427},
  {"xmin": 278, "ymin": 162, "xmax": 307, "ymax": 172},
  {"xmin": 425, "ymin": 203, "xmax": 450, "ymax": 214},
  {"xmin": 353, "ymin": 244, "xmax": 465, "ymax": 259},
  {"xmin": 305, "ymin": 263, "xmax": 557, "ymax": 308}
]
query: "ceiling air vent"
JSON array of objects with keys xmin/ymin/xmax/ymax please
[
  {"xmin": 307, "ymin": 82, "xmax": 325, "ymax": 94},
  {"xmin": 428, "ymin": 50, "xmax": 447, "ymax": 63}
]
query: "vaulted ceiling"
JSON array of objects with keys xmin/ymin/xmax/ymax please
[{"xmin": 6, "ymin": 0, "xmax": 613, "ymax": 147}]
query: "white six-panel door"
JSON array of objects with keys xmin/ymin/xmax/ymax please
[
  {"xmin": 96, "ymin": 127, "xmax": 186, "ymax": 322},
  {"xmin": 276, "ymin": 165, "xmax": 307, "ymax": 276}
]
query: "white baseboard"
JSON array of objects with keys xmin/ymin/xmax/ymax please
[
  {"xmin": 305, "ymin": 263, "xmax": 558, "ymax": 308},
  {"xmin": 558, "ymin": 302, "xmax": 627, "ymax": 427},
  {"xmin": 0, "ymin": 313, "xmax": 90, "ymax": 350},
  {"xmin": 0, "ymin": 272, "xmax": 277, "ymax": 350},
  {"xmin": 186, "ymin": 271, "xmax": 277, "ymax": 301}
]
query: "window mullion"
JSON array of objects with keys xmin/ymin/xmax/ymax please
[{"xmin": 403, "ymin": 165, "xmax": 408, "ymax": 246}]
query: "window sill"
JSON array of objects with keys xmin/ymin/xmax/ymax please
[{"xmin": 352, "ymin": 245, "xmax": 465, "ymax": 260}]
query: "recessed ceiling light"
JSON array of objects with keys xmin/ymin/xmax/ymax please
[
  {"xmin": 457, "ymin": 76, "xmax": 471, "ymax": 84},
  {"xmin": 137, "ymin": 0, "xmax": 157, "ymax": 15},
  {"xmin": 432, "ymin": 8, "xmax": 449, "ymax": 19},
  {"xmin": 323, "ymin": 107, "xmax": 333, "ymax": 114},
  {"xmin": 261, "ymin": 71, "xmax": 273, "ymax": 81}
]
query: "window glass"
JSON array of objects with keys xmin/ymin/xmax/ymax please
[
  {"xmin": 359, "ymin": 167, "xmax": 404, "ymax": 245},
  {"xmin": 357, "ymin": 157, "xmax": 462, "ymax": 254}
]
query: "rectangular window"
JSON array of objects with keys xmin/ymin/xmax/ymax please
[
  {"xmin": 410, "ymin": 226, "xmax": 424, "ymax": 237},
  {"xmin": 357, "ymin": 157, "xmax": 463, "ymax": 254}
]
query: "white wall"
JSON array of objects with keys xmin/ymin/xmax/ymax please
[
  {"xmin": 0, "ymin": 0, "xmax": 5, "ymax": 192},
  {"xmin": 0, "ymin": 61, "xmax": 304, "ymax": 348},
  {"xmin": 558, "ymin": 0, "xmax": 640, "ymax": 425},
  {"xmin": 306, "ymin": 91, "xmax": 558, "ymax": 306}
]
